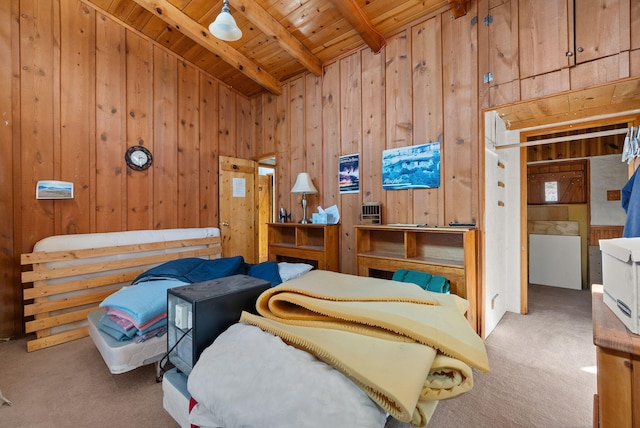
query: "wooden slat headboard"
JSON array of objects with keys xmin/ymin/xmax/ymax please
[{"xmin": 21, "ymin": 228, "xmax": 222, "ymax": 352}]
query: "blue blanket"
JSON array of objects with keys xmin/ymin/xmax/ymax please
[
  {"xmin": 132, "ymin": 256, "xmax": 283, "ymax": 287},
  {"xmin": 99, "ymin": 278, "xmax": 188, "ymax": 325},
  {"xmin": 132, "ymin": 256, "xmax": 246, "ymax": 284},
  {"xmin": 99, "ymin": 257, "xmax": 283, "ymax": 333},
  {"xmin": 97, "ymin": 313, "xmax": 137, "ymax": 342}
]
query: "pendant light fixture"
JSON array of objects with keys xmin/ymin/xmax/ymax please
[{"xmin": 208, "ymin": 0, "xmax": 242, "ymax": 42}]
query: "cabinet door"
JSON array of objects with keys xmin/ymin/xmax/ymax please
[
  {"xmin": 488, "ymin": 0, "xmax": 519, "ymax": 87},
  {"xmin": 485, "ymin": 0, "xmax": 520, "ymax": 107},
  {"xmin": 519, "ymin": 0, "xmax": 571, "ymax": 78},
  {"xmin": 574, "ymin": 0, "xmax": 626, "ymax": 64}
]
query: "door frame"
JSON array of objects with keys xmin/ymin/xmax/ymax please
[{"xmin": 481, "ymin": 77, "xmax": 640, "ymax": 337}]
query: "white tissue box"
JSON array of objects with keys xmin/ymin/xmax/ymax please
[
  {"xmin": 311, "ymin": 213, "xmax": 335, "ymax": 224},
  {"xmin": 600, "ymin": 238, "xmax": 640, "ymax": 334}
]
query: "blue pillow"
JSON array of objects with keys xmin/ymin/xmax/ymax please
[{"xmin": 246, "ymin": 261, "xmax": 283, "ymax": 287}]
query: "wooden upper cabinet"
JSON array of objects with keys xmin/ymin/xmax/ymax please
[
  {"xmin": 486, "ymin": 0, "xmax": 519, "ymax": 87},
  {"xmin": 574, "ymin": 0, "xmax": 627, "ymax": 64},
  {"xmin": 518, "ymin": 0, "xmax": 571, "ymax": 79},
  {"xmin": 633, "ymin": 0, "xmax": 640, "ymax": 50},
  {"xmin": 519, "ymin": 0, "xmax": 630, "ymax": 79}
]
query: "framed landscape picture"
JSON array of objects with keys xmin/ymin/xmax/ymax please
[
  {"xmin": 36, "ymin": 180, "xmax": 74, "ymax": 199},
  {"xmin": 382, "ymin": 142, "xmax": 441, "ymax": 190}
]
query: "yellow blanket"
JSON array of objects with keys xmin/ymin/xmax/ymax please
[{"xmin": 239, "ymin": 270, "xmax": 489, "ymax": 427}]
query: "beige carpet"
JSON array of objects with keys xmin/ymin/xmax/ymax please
[
  {"xmin": 422, "ymin": 283, "xmax": 596, "ymax": 428},
  {"xmin": 0, "ymin": 283, "xmax": 595, "ymax": 428},
  {"xmin": 0, "ymin": 335, "xmax": 176, "ymax": 428}
]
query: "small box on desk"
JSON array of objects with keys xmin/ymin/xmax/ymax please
[
  {"xmin": 167, "ymin": 274, "xmax": 270, "ymax": 375},
  {"xmin": 311, "ymin": 212, "xmax": 335, "ymax": 224},
  {"xmin": 600, "ymin": 238, "xmax": 640, "ymax": 334}
]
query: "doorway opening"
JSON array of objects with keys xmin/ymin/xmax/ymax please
[
  {"xmin": 524, "ymin": 124, "xmax": 627, "ymax": 293},
  {"xmin": 258, "ymin": 156, "xmax": 275, "ymax": 262},
  {"xmin": 482, "ymin": 77, "xmax": 640, "ymax": 337}
]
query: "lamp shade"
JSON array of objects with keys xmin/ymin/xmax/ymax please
[
  {"xmin": 208, "ymin": 4, "xmax": 242, "ymax": 41},
  {"xmin": 291, "ymin": 173, "xmax": 318, "ymax": 194}
]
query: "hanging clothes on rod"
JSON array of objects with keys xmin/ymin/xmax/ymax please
[
  {"xmin": 622, "ymin": 166, "xmax": 640, "ymax": 237},
  {"xmin": 622, "ymin": 126, "xmax": 640, "ymax": 164}
]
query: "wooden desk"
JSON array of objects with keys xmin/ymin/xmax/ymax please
[
  {"xmin": 592, "ymin": 284, "xmax": 640, "ymax": 428},
  {"xmin": 355, "ymin": 225, "xmax": 478, "ymax": 332}
]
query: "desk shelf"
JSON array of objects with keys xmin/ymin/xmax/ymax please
[
  {"xmin": 355, "ymin": 225, "xmax": 478, "ymax": 331},
  {"xmin": 268, "ymin": 223, "xmax": 339, "ymax": 271}
]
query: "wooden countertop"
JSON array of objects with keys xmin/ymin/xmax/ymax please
[{"xmin": 592, "ymin": 284, "xmax": 640, "ymax": 355}]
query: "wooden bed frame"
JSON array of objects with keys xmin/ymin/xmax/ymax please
[{"xmin": 21, "ymin": 231, "xmax": 221, "ymax": 352}]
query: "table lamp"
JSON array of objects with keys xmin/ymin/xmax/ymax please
[{"xmin": 291, "ymin": 172, "xmax": 318, "ymax": 224}]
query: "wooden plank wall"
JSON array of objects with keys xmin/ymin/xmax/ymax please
[
  {"xmin": 254, "ymin": 0, "xmax": 640, "ymax": 275},
  {"xmin": 0, "ymin": 0, "xmax": 248, "ymax": 338},
  {"xmin": 2, "ymin": 0, "xmax": 640, "ymax": 338},
  {"xmin": 589, "ymin": 226, "xmax": 625, "ymax": 246},
  {"xmin": 14, "ymin": 0, "xmax": 246, "ymax": 240},
  {"xmin": 254, "ymin": 10, "xmax": 480, "ymax": 274}
]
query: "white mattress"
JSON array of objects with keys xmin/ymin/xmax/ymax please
[
  {"xmin": 88, "ymin": 309, "xmax": 166, "ymax": 375},
  {"xmin": 162, "ymin": 368, "xmax": 190, "ymax": 428},
  {"xmin": 33, "ymin": 227, "xmax": 220, "ymax": 252}
]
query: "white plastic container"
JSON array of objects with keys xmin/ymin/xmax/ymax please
[{"xmin": 600, "ymin": 238, "xmax": 640, "ymax": 334}]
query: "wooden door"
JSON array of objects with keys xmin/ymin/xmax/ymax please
[
  {"xmin": 519, "ymin": 0, "xmax": 571, "ymax": 79},
  {"xmin": 219, "ymin": 156, "xmax": 258, "ymax": 263},
  {"xmin": 527, "ymin": 160, "xmax": 587, "ymax": 204},
  {"xmin": 258, "ymin": 174, "xmax": 273, "ymax": 262}
]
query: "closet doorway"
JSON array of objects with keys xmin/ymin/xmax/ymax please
[
  {"xmin": 482, "ymin": 77, "xmax": 640, "ymax": 337},
  {"xmin": 520, "ymin": 120, "xmax": 634, "ymax": 306},
  {"xmin": 525, "ymin": 133, "xmax": 627, "ymax": 291}
]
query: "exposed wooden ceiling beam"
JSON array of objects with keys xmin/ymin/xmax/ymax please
[
  {"xmin": 132, "ymin": 0, "xmax": 282, "ymax": 95},
  {"xmin": 448, "ymin": 0, "xmax": 468, "ymax": 18},
  {"xmin": 327, "ymin": 0, "xmax": 384, "ymax": 54},
  {"xmin": 229, "ymin": 0, "xmax": 323, "ymax": 76}
]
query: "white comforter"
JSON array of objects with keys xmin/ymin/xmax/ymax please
[{"xmin": 187, "ymin": 323, "xmax": 388, "ymax": 428}]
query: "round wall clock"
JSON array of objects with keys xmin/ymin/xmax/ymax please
[{"xmin": 125, "ymin": 146, "xmax": 153, "ymax": 171}]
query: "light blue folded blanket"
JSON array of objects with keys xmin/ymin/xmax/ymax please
[
  {"xmin": 97, "ymin": 313, "xmax": 137, "ymax": 341},
  {"xmin": 99, "ymin": 278, "xmax": 188, "ymax": 325}
]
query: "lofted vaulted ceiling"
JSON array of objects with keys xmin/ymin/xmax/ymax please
[{"xmin": 84, "ymin": 0, "xmax": 468, "ymax": 97}]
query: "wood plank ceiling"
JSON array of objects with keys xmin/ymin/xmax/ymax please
[
  {"xmin": 84, "ymin": 0, "xmax": 467, "ymax": 97},
  {"xmin": 495, "ymin": 77, "xmax": 640, "ymax": 130}
]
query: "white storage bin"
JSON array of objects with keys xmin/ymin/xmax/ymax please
[{"xmin": 600, "ymin": 238, "xmax": 640, "ymax": 334}]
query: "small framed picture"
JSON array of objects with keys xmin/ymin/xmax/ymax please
[
  {"xmin": 36, "ymin": 180, "xmax": 74, "ymax": 199},
  {"xmin": 339, "ymin": 153, "xmax": 359, "ymax": 194}
]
